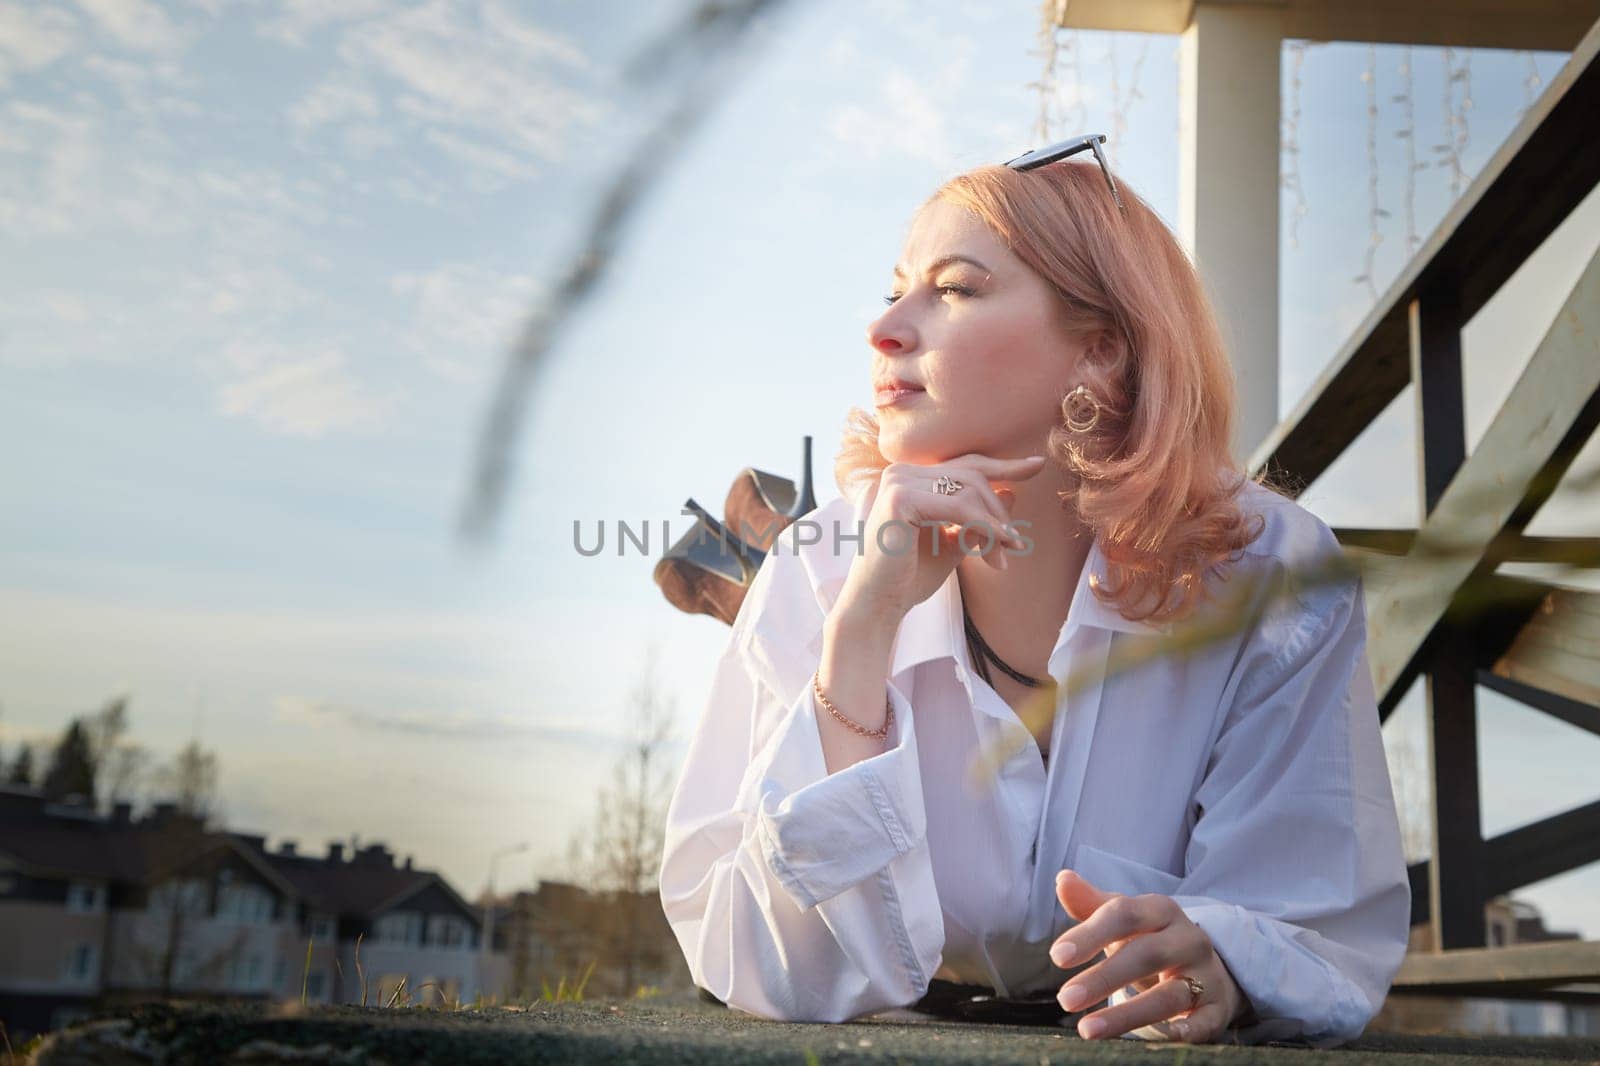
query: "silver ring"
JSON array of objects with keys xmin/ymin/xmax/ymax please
[{"xmin": 933, "ymin": 475, "xmax": 964, "ymax": 496}]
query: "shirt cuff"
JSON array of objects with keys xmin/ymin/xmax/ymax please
[
  {"xmin": 1168, "ymin": 896, "xmax": 1372, "ymax": 1048},
  {"xmin": 741, "ymin": 679, "xmax": 925, "ymax": 912}
]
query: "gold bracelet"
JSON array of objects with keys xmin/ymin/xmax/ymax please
[{"xmin": 812, "ymin": 670, "xmax": 893, "ymax": 741}]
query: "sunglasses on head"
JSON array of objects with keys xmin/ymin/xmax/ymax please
[{"xmin": 1002, "ymin": 132, "xmax": 1126, "ymax": 216}]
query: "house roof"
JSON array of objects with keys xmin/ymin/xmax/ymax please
[
  {"xmin": 236, "ymin": 839, "xmax": 481, "ymax": 927},
  {"xmin": 0, "ymin": 785, "xmax": 477, "ymax": 927},
  {"xmin": 260, "ymin": 852, "xmax": 435, "ymax": 916}
]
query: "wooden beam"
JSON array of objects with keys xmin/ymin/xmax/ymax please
[
  {"xmin": 1482, "ymin": 799, "xmax": 1600, "ymax": 897},
  {"xmin": 1403, "ymin": 797, "xmax": 1600, "ymax": 928},
  {"xmin": 1394, "ymin": 938, "xmax": 1600, "ymax": 996},
  {"xmin": 1409, "ymin": 291, "xmax": 1465, "ymax": 517},
  {"xmin": 1423, "ymin": 622, "xmax": 1486, "ymax": 949},
  {"xmin": 1250, "ymin": 19, "xmax": 1600, "ymax": 489},
  {"xmin": 1052, "ymin": 0, "xmax": 1600, "ymax": 50},
  {"xmin": 1361, "ymin": 243, "xmax": 1600, "ymax": 704},
  {"xmin": 1335, "ymin": 529, "xmax": 1600, "ymax": 566},
  {"xmin": 1478, "ymin": 670, "xmax": 1600, "ymax": 739},
  {"xmin": 1406, "ymin": 859, "xmax": 1429, "ymax": 927},
  {"xmin": 1491, "ymin": 584, "xmax": 1600, "ymax": 707}
]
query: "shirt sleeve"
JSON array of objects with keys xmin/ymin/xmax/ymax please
[
  {"xmin": 657, "ymin": 551, "xmax": 944, "ymax": 1022},
  {"xmin": 1113, "ymin": 553, "xmax": 1412, "ymax": 1048}
]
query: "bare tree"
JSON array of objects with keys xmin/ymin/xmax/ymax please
[
  {"xmin": 566, "ymin": 644, "xmax": 679, "ymax": 994},
  {"xmin": 85, "ymin": 696, "xmax": 149, "ymax": 809},
  {"xmin": 137, "ymin": 739, "xmax": 224, "ymax": 994},
  {"xmin": 1384, "ymin": 717, "xmax": 1434, "ymax": 867},
  {"xmin": 154, "ymin": 739, "xmax": 220, "ymax": 821}
]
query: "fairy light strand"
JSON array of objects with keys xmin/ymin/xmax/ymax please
[
  {"xmin": 1356, "ymin": 43, "xmax": 1383, "ymax": 301},
  {"xmin": 1282, "ymin": 40, "xmax": 1309, "ymax": 250}
]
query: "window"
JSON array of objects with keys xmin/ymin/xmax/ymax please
[
  {"xmin": 309, "ymin": 914, "xmax": 337, "ymax": 942},
  {"xmin": 65, "ymin": 880, "xmax": 104, "ymax": 913},
  {"xmin": 149, "ymin": 878, "xmax": 206, "ymax": 916},
  {"xmin": 63, "ymin": 942, "xmax": 96, "ymax": 981},
  {"xmin": 374, "ymin": 910, "xmax": 422, "ymax": 947},
  {"xmin": 427, "ymin": 914, "xmax": 470, "ymax": 949},
  {"xmin": 217, "ymin": 883, "xmax": 274, "ymax": 925},
  {"xmin": 222, "ymin": 951, "xmax": 268, "ymax": 990},
  {"xmin": 174, "ymin": 947, "xmax": 200, "ymax": 986},
  {"xmin": 306, "ymin": 971, "xmax": 326, "ymax": 1000}
]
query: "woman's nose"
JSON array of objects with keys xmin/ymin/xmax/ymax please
[{"xmin": 866, "ymin": 315, "xmax": 911, "ymax": 355}]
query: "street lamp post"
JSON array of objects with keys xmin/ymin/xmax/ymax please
[{"xmin": 478, "ymin": 841, "xmax": 529, "ymax": 1001}]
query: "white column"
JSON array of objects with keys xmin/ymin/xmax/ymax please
[{"xmin": 1179, "ymin": 3, "xmax": 1283, "ymax": 461}]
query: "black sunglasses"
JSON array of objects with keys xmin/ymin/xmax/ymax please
[{"xmin": 1002, "ymin": 132, "xmax": 1126, "ymax": 215}]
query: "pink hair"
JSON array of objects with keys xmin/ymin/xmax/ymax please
[{"xmin": 836, "ymin": 160, "xmax": 1285, "ymax": 624}]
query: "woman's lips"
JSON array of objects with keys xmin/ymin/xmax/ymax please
[{"xmin": 874, "ymin": 386, "xmax": 925, "ymax": 408}]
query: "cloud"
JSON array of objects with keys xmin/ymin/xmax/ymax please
[
  {"xmin": 70, "ymin": 0, "xmax": 193, "ymax": 53},
  {"xmin": 0, "ymin": 100, "xmax": 327, "ymax": 243},
  {"xmin": 255, "ymin": 0, "xmax": 389, "ymax": 48},
  {"xmin": 286, "ymin": 73, "xmax": 380, "ymax": 133},
  {"xmin": 215, "ymin": 345, "xmax": 398, "ymax": 437},
  {"xmin": 324, "ymin": 0, "xmax": 606, "ymax": 189},
  {"xmin": 389, "ymin": 262, "xmax": 543, "ymax": 383},
  {"xmin": 80, "ymin": 53, "xmax": 202, "ymax": 118},
  {"xmin": 826, "ymin": 68, "xmax": 953, "ymax": 167},
  {"xmin": 273, "ymin": 695, "xmax": 640, "ymax": 751},
  {"xmin": 0, "ymin": 1, "xmax": 81, "ymax": 87}
]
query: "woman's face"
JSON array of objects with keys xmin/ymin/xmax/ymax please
[{"xmin": 866, "ymin": 198, "xmax": 1085, "ymax": 467}]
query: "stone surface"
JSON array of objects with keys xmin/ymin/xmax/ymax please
[{"xmin": 27, "ymin": 995, "xmax": 1600, "ymax": 1065}]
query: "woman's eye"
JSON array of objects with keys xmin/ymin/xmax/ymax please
[{"xmin": 880, "ymin": 285, "xmax": 972, "ymax": 306}]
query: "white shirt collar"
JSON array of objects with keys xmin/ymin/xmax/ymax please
[
  {"xmin": 741, "ymin": 493, "xmax": 1172, "ymax": 707},
  {"xmin": 887, "ymin": 524, "xmax": 1172, "ymax": 685}
]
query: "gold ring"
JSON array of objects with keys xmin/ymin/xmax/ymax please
[{"xmin": 1181, "ymin": 974, "xmax": 1204, "ymax": 1010}]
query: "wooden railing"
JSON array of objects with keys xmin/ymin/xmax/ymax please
[{"xmin": 1248, "ymin": 17, "xmax": 1600, "ymax": 1000}]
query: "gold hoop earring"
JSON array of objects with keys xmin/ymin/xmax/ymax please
[{"xmin": 1063, "ymin": 384, "xmax": 1103, "ymax": 433}]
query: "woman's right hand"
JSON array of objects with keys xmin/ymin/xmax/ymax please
[{"xmin": 835, "ymin": 453, "xmax": 1047, "ymax": 627}]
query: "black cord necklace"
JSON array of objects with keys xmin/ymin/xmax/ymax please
[
  {"xmin": 959, "ymin": 583, "xmax": 1058, "ymax": 765},
  {"xmin": 961, "ymin": 603, "xmax": 1048, "ymax": 689}
]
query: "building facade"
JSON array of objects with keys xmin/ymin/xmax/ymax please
[{"xmin": 0, "ymin": 784, "xmax": 511, "ymax": 1041}]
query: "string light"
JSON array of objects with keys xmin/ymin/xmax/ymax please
[
  {"xmin": 1436, "ymin": 46, "xmax": 1473, "ymax": 200},
  {"xmin": 1355, "ymin": 44, "xmax": 1383, "ymax": 300},
  {"xmin": 1396, "ymin": 46, "xmax": 1422, "ymax": 256},
  {"xmin": 1104, "ymin": 35, "xmax": 1150, "ymax": 167},
  {"xmin": 1281, "ymin": 40, "xmax": 1309, "ymax": 250},
  {"xmin": 1520, "ymin": 50, "xmax": 1542, "ymax": 116},
  {"xmin": 1027, "ymin": 4, "xmax": 1086, "ymax": 144}
]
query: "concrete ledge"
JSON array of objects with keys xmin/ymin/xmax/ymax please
[{"xmin": 28, "ymin": 995, "xmax": 1600, "ymax": 1064}]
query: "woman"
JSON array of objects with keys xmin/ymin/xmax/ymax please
[{"xmin": 658, "ymin": 141, "xmax": 1411, "ymax": 1047}]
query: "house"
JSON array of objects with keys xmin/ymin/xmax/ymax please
[
  {"xmin": 243, "ymin": 836, "xmax": 486, "ymax": 1009},
  {"xmin": 0, "ymin": 784, "xmax": 507, "ymax": 1042},
  {"xmin": 491, "ymin": 879, "xmax": 688, "ymax": 1000}
]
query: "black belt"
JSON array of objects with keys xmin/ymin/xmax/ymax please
[{"xmin": 911, "ymin": 978, "xmax": 1078, "ymax": 1026}]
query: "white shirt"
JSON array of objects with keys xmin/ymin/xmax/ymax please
[{"xmin": 659, "ymin": 479, "xmax": 1411, "ymax": 1047}]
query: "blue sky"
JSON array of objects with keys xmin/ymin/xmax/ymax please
[{"xmin": 1, "ymin": 0, "xmax": 1596, "ymax": 938}]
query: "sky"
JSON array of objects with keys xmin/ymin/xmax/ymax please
[{"xmin": 1, "ymin": 0, "xmax": 1596, "ymax": 938}]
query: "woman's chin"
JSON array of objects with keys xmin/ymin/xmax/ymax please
[{"xmin": 880, "ymin": 434, "xmax": 970, "ymax": 468}]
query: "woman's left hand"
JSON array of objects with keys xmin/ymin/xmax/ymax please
[{"xmin": 1050, "ymin": 868, "xmax": 1249, "ymax": 1043}]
